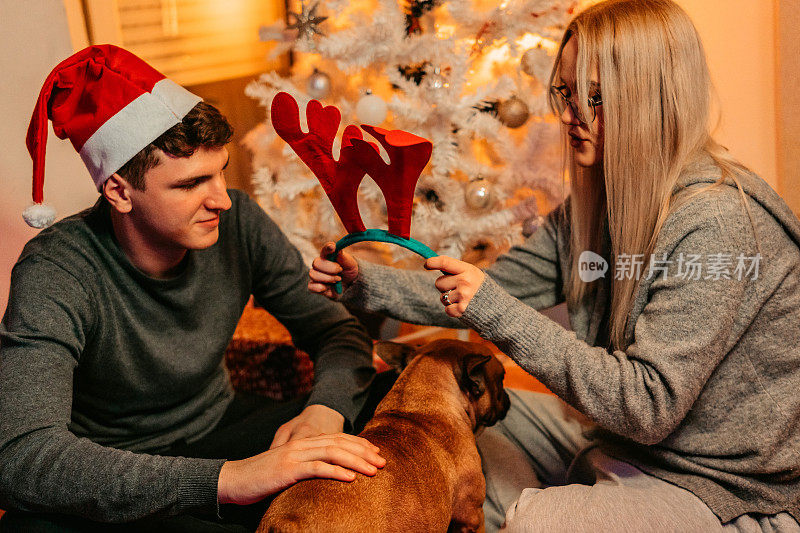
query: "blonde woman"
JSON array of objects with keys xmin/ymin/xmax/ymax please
[{"xmin": 310, "ymin": 0, "xmax": 800, "ymax": 530}]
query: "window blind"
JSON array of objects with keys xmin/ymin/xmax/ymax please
[{"xmin": 111, "ymin": 0, "xmax": 284, "ymax": 86}]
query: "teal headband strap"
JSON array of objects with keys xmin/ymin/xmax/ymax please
[{"xmin": 327, "ymin": 229, "xmax": 437, "ymax": 294}]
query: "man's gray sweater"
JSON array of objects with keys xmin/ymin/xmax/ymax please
[
  {"xmin": 0, "ymin": 189, "xmax": 374, "ymax": 522},
  {"xmin": 341, "ymin": 156, "xmax": 800, "ymax": 522}
]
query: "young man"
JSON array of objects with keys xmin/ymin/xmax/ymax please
[{"xmin": 0, "ymin": 45, "xmax": 387, "ymax": 531}]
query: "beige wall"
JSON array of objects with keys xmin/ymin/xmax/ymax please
[
  {"xmin": 777, "ymin": 0, "xmax": 800, "ymax": 215},
  {"xmin": 675, "ymin": 0, "xmax": 779, "ymax": 189},
  {"xmin": 0, "ymin": 0, "xmax": 99, "ymax": 316}
]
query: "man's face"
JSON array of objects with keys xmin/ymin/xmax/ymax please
[{"xmin": 127, "ymin": 146, "xmax": 232, "ymax": 252}]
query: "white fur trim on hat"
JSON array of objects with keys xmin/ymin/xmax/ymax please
[{"xmin": 78, "ymin": 79, "xmax": 202, "ymax": 189}]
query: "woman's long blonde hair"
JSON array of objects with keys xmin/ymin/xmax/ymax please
[{"xmin": 548, "ymin": 0, "xmax": 754, "ymax": 351}]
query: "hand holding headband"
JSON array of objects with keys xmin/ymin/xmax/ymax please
[{"xmin": 271, "ymin": 92, "xmax": 436, "ymax": 291}]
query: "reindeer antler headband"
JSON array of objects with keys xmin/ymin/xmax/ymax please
[{"xmin": 271, "ymin": 92, "xmax": 437, "ymax": 292}]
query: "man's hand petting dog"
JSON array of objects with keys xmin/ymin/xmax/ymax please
[
  {"xmin": 217, "ymin": 433, "xmax": 385, "ymax": 506},
  {"xmin": 270, "ymin": 404, "xmax": 345, "ymax": 449},
  {"xmin": 308, "ymin": 242, "xmax": 359, "ymax": 299}
]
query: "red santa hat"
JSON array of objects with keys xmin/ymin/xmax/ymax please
[{"xmin": 23, "ymin": 44, "xmax": 202, "ymax": 228}]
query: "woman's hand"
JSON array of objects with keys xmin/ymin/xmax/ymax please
[
  {"xmin": 309, "ymin": 242, "xmax": 359, "ymax": 299},
  {"xmin": 425, "ymin": 256, "xmax": 485, "ymax": 318},
  {"xmin": 217, "ymin": 433, "xmax": 385, "ymax": 505},
  {"xmin": 269, "ymin": 404, "xmax": 344, "ymax": 449}
]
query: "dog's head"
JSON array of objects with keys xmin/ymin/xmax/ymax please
[{"xmin": 375, "ymin": 339, "xmax": 511, "ymax": 431}]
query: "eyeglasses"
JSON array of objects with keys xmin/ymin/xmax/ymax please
[{"xmin": 550, "ymin": 84, "xmax": 603, "ymax": 124}]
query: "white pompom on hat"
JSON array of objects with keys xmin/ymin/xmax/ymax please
[{"xmin": 24, "ymin": 44, "xmax": 202, "ymax": 228}]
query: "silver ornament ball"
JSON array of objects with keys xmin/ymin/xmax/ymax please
[
  {"xmin": 497, "ymin": 96, "xmax": 530, "ymax": 128},
  {"xmin": 520, "ymin": 46, "xmax": 548, "ymax": 79},
  {"xmin": 306, "ymin": 69, "xmax": 331, "ymax": 99},
  {"xmin": 464, "ymin": 179, "xmax": 494, "ymax": 210},
  {"xmin": 356, "ymin": 92, "xmax": 388, "ymax": 125}
]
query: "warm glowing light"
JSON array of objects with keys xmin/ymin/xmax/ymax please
[
  {"xmin": 462, "ymin": 32, "xmax": 558, "ymax": 86},
  {"xmin": 516, "ymin": 34, "xmax": 559, "ymax": 54},
  {"xmin": 484, "ymin": 44, "xmax": 510, "ymax": 63},
  {"xmin": 465, "ymin": 42, "xmax": 514, "ymax": 85},
  {"xmin": 435, "ymin": 24, "xmax": 456, "ymax": 39}
]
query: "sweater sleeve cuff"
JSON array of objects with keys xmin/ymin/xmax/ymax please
[
  {"xmin": 176, "ymin": 457, "xmax": 227, "ymax": 515},
  {"xmin": 459, "ymin": 274, "xmax": 581, "ymax": 398},
  {"xmin": 339, "ymin": 261, "xmax": 378, "ymax": 311},
  {"xmin": 306, "ymin": 383, "xmax": 359, "ymax": 431},
  {"xmin": 460, "ymin": 275, "xmax": 550, "ymax": 349},
  {"xmin": 461, "ymin": 276, "xmax": 522, "ymax": 334}
]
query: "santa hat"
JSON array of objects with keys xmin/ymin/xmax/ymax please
[{"xmin": 23, "ymin": 44, "xmax": 202, "ymax": 228}]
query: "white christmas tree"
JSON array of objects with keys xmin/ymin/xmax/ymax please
[{"xmin": 244, "ymin": 0, "xmax": 582, "ymax": 265}]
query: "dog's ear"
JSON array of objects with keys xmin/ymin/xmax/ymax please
[
  {"xmin": 374, "ymin": 341, "xmax": 416, "ymax": 370},
  {"xmin": 458, "ymin": 353, "xmax": 492, "ymax": 398}
]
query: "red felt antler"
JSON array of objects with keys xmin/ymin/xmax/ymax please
[
  {"xmin": 271, "ymin": 92, "xmax": 369, "ymax": 233},
  {"xmin": 349, "ymin": 125, "xmax": 432, "ymax": 239},
  {"xmin": 270, "ymin": 92, "xmax": 433, "ymax": 240}
]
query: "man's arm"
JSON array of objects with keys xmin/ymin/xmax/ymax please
[
  {"xmin": 0, "ymin": 257, "xmax": 224, "ymax": 522},
  {"xmin": 237, "ymin": 194, "xmax": 375, "ymax": 430}
]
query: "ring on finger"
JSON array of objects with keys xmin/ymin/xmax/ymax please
[{"xmin": 441, "ymin": 289, "xmax": 452, "ymax": 306}]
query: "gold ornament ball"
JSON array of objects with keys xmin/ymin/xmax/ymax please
[
  {"xmin": 497, "ymin": 96, "xmax": 530, "ymax": 128},
  {"xmin": 464, "ymin": 179, "xmax": 494, "ymax": 210}
]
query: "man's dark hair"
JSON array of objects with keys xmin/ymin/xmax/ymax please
[{"xmin": 116, "ymin": 101, "xmax": 233, "ymax": 190}]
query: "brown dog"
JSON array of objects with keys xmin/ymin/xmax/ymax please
[{"xmin": 258, "ymin": 338, "xmax": 511, "ymax": 533}]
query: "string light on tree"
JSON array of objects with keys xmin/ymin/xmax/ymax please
[{"xmin": 426, "ymin": 66, "xmax": 449, "ymax": 91}]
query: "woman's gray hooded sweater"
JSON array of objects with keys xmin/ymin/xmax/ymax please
[{"xmin": 340, "ymin": 156, "xmax": 800, "ymax": 523}]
